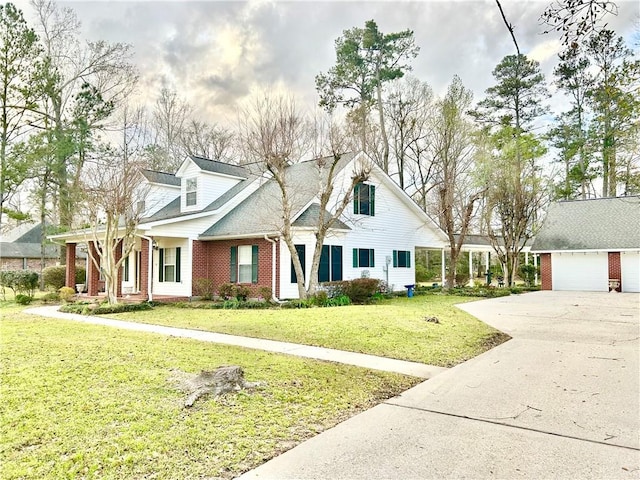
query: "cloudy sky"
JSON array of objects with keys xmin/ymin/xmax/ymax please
[{"xmin": 15, "ymin": 0, "xmax": 639, "ymax": 126}]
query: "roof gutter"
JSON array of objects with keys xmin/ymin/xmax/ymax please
[{"xmin": 264, "ymin": 235, "xmax": 283, "ymax": 303}]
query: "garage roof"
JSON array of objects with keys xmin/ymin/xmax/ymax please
[{"xmin": 531, "ymin": 196, "xmax": 640, "ymax": 251}]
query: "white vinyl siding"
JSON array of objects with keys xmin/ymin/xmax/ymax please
[
  {"xmin": 621, "ymin": 252, "xmax": 640, "ymax": 293},
  {"xmin": 552, "ymin": 252, "xmax": 608, "ymax": 291}
]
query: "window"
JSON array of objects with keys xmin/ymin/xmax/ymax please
[
  {"xmin": 291, "ymin": 244, "xmax": 306, "ymax": 284},
  {"xmin": 353, "ymin": 248, "xmax": 375, "ymax": 268},
  {"xmin": 393, "ymin": 250, "xmax": 411, "ymax": 268},
  {"xmin": 354, "ymin": 183, "xmax": 375, "ymax": 216},
  {"xmin": 230, "ymin": 245, "xmax": 258, "ymax": 284},
  {"xmin": 136, "ymin": 200, "xmax": 145, "ymax": 214},
  {"xmin": 159, "ymin": 247, "xmax": 181, "ymax": 282},
  {"xmin": 186, "ymin": 178, "xmax": 197, "ymax": 206},
  {"xmin": 319, "ymin": 245, "xmax": 343, "ymax": 282}
]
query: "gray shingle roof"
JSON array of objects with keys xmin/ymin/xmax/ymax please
[
  {"xmin": 0, "ymin": 242, "xmax": 60, "ymax": 259},
  {"xmin": 200, "ymin": 154, "xmax": 356, "ymax": 238},
  {"xmin": 141, "ymin": 169, "xmax": 180, "ymax": 186},
  {"xmin": 531, "ymin": 196, "xmax": 640, "ymax": 251},
  {"xmin": 190, "ymin": 155, "xmax": 248, "ymax": 178},
  {"xmin": 140, "ymin": 175, "xmax": 257, "ymax": 223},
  {"xmin": 293, "ymin": 203, "xmax": 350, "ymax": 230}
]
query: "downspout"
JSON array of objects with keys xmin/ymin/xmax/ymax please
[
  {"xmin": 138, "ymin": 234, "xmax": 154, "ymax": 302},
  {"xmin": 264, "ymin": 235, "xmax": 282, "ymax": 303}
]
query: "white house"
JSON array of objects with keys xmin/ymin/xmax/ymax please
[
  {"xmin": 531, "ymin": 196, "xmax": 640, "ymax": 293},
  {"xmin": 51, "ymin": 152, "xmax": 449, "ymax": 300}
]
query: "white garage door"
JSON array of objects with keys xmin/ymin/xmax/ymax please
[
  {"xmin": 621, "ymin": 252, "xmax": 640, "ymax": 293},
  {"xmin": 552, "ymin": 252, "xmax": 608, "ymax": 291}
]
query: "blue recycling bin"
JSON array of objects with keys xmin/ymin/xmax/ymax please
[{"xmin": 404, "ymin": 284, "xmax": 415, "ymax": 298}]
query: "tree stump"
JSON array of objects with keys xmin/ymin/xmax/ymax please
[{"xmin": 179, "ymin": 365, "xmax": 261, "ymax": 408}]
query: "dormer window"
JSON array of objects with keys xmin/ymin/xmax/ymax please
[{"xmin": 186, "ymin": 178, "xmax": 197, "ymax": 207}]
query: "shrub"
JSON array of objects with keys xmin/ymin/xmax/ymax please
[
  {"xmin": 454, "ymin": 273, "xmax": 470, "ymax": 287},
  {"xmin": 42, "ymin": 266, "xmax": 66, "ymax": 290},
  {"xmin": 60, "ymin": 302, "xmax": 153, "ymax": 315},
  {"xmin": 341, "ymin": 278, "xmax": 381, "ymax": 304},
  {"xmin": 218, "ymin": 283, "xmax": 236, "ymax": 300},
  {"xmin": 258, "ymin": 286, "xmax": 273, "ymax": 301},
  {"xmin": 326, "ymin": 295, "xmax": 351, "ymax": 307},
  {"xmin": 41, "ymin": 292, "xmax": 61, "ymax": 304},
  {"xmin": 235, "ymin": 285, "xmax": 251, "ymax": 301},
  {"xmin": 518, "ymin": 263, "xmax": 538, "ymax": 287},
  {"xmin": 15, "ymin": 294, "xmax": 33, "ymax": 305},
  {"xmin": 58, "ymin": 286, "xmax": 76, "ymax": 302},
  {"xmin": 193, "ymin": 278, "xmax": 215, "ymax": 300},
  {"xmin": 311, "ymin": 290, "xmax": 329, "ymax": 306},
  {"xmin": 0, "ymin": 270, "xmax": 39, "ymax": 297},
  {"xmin": 281, "ymin": 299, "xmax": 312, "ymax": 309},
  {"xmin": 75, "ymin": 267, "xmax": 86, "ymax": 285}
]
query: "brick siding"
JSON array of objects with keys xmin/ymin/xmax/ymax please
[
  {"xmin": 608, "ymin": 252, "xmax": 621, "ymax": 292},
  {"xmin": 1, "ymin": 258, "xmax": 60, "ymax": 270},
  {"xmin": 140, "ymin": 238, "xmax": 149, "ymax": 299},
  {"xmin": 540, "ymin": 253, "xmax": 552, "ymax": 290},
  {"xmin": 191, "ymin": 237, "xmax": 279, "ymax": 298}
]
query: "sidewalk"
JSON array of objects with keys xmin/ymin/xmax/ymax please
[{"xmin": 24, "ymin": 305, "xmax": 447, "ymax": 379}]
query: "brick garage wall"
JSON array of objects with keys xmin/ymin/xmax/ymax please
[
  {"xmin": 540, "ymin": 253, "xmax": 552, "ymax": 290},
  {"xmin": 194, "ymin": 238, "xmax": 278, "ymax": 298},
  {"xmin": 608, "ymin": 252, "xmax": 621, "ymax": 292},
  {"xmin": 1, "ymin": 258, "xmax": 60, "ymax": 270}
]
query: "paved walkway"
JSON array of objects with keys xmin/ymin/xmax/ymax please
[
  {"xmin": 238, "ymin": 291, "xmax": 640, "ymax": 479},
  {"xmin": 24, "ymin": 305, "xmax": 447, "ymax": 379}
]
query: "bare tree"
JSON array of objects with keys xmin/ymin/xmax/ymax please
[
  {"xmin": 144, "ymin": 87, "xmax": 192, "ymax": 172},
  {"xmin": 540, "ymin": 0, "xmax": 618, "ymax": 45},
  {"xmin": 81, "ymin": 155, "xmax": 148, "ymax": 304},
  {"xmin": 180, "ymin": 119, "xmax": 235, "ymax": 163},
  {"xmin": 431, "ymin": 76, "xmax": 485, "ymax": 288},
  {"xmin": 238, "ymin": 93, "xmax": 370, "ymax": 299},
  {"xmin": 31, "ymin": 0, "xmax": 137, "ymax": 252}
]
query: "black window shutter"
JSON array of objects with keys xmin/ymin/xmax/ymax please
[
  {"xmin": 159, "ymin": 248, "xmax": 164, "ymax": 282},
  {"xmin": 393, "ymin": 250, "xmax": 398, "ymax": 268},
  {"xmin": 230, "ymin": 246, "xmax": 237, "ymax": 283},
  {"xmin": 292, "ymin": 244, "xmax": 306, "ymax": 284},
  {"xmin": 353, "ymin": 248, "xmax": 358, "ymax": 268},
  {"xmin": 407, "ymin": 251, "xmax": 411, "ymax": 268},
  {"xmin": 370, "ymin": 185, "xmax": 375, "ymax": 216},
  {"xmin": 370, "ymin": 249, "xmax": 375, "ymax": 268},
  {"xmin": 331, "ymin": 245, "xmax": 343, "ymax": 281},
  {"xmin": 251, "ymin": 245, "xmax": 259, "ymax": 284},
  {"xmin": 175, "ymin": 247, "xmax": 181, "ymax": 282},
  {"xmin": 353, "ymin": 183, "xmax": 360, "ymax": 214},
  {"xmin": 318, "ymin": 245, "xmax": 329, "ymax": 283}
]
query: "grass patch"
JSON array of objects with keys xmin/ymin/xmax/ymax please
[
  {"xmin": 113, "ymin": 295, "xmax": 508, "ymax": 367},
  {"xmin": 0, "ymin": 306, "xmax": 419, "ymax": 479}
]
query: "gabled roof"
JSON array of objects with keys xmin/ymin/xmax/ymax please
[
  {"xmin": 531, "ymin": 196, "xmax": 640, "ymax": 252},
  {"xmin": 141, "ymin": 169, "xmax": 180, "ymax": 187},
  {"xmin": 292, "ymin": 203, "xmax": 350, "ymax": 230},
  {"xmin": 185, "ymin": 155, "xmax": 248, "ymax": 179},
  {"xmin": 0, "ymin": 242, "xmax": 59, "ymax": 259},
  {"xmin": 140, "ymin": 174, "xmax": 258, "ymax": 224},
  {"xmin": 199, "ymin": 153, "xmax": 356, "ymax": 239}
]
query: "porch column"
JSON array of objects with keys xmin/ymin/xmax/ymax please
[
  {"xmin": 115, "ymin": 241, "xmax": 123, "ymax": 298},
  {"xmin": 468, "ymin": 251, "xmax": 474, "ymax": 287},
  {"xmin": 533, "ymin": 254, "xmax": 538, "ymax": 286},
  {"xmin": 87, "ymin": 242, "xmax": 100, "ymax": 296},
  {"xmin": 140, "ymin": 238, "xmax": 150, "ymax": 300},
  {"xmin": 441, "ymin": 249, "xmax": 446, "ymax": 287},
  {"xmin": 65, "ymin": 243, "xmax": 76, "ymax": 289}
]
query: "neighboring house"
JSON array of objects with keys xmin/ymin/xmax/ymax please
[
  {"xmin": 531, "ymin": 196, "xmax": 640, "ymax": 293},
  {"xmin": 50, "ymin": 152, "xmax": 449, "ymax": 300},
  {"xmin": 0, "ymin": 223, "xmax": 69, "ymax": 270}
]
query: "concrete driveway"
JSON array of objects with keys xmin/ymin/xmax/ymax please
[{"xmin": 240, "ymin": 291, "xmax": 640, "ymax": 479}]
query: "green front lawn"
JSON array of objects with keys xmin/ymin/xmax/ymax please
[
  {"xmin": 0, "ymin": 305, "xmax": 419, "ymax": 480},
  {"xmin": 113, "ymin": 295, "xmax": 508, "ymax": 367}
]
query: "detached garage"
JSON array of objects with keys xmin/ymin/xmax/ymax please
[{"xmin": 532, "ymin": 196, "xmax": 640, "ymax": 293}]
